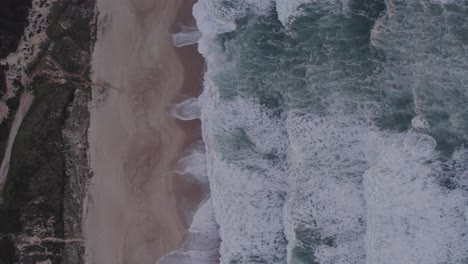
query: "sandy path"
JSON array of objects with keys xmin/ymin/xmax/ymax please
[
  {"xmin": 0, "ymin": 91, "xmax": 34, "ymax": 200},
  {"xmin": 86, "ymin": 0, "xmax": 203, "ymax": 263}
]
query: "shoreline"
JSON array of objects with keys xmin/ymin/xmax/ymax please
[
  {"xmin": 171, "ymin": 0, "xmax": 208, "ymax": 230},
  {"xmin": 86, "ymin": 0, "xmax": 206, "ymax": 263}
]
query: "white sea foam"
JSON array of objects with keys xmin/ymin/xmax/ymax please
[
  {"xmin": 411, "ymin": 115, "xmax": 429, "ymax": 130},
  {"xmin": 199, "ymin": 73, "xmax": 290, "ymax": 262},
  {"xmin": 171, "ymin": 26, "xmax": 202, "ymax": 47},
  {"xmin": 275, "ymin": 0, "xmax": 309, "ymax": 26},
  {"xmin": 156, "ymin": 198, "xmax": 220, "ymax": 264},
  {"xmin": 283, "ymin": 113, "xmax": 468, "ymax": 264},
  {"xmin": 284, "ymin": 113, "xmax": 369, "ymax": 264},
  {"xmin": 363, "ymin": 131, "xmax": 468, "ymax": 264},
  {"xmin": 192, "ymin": 0, "xmax": 236, "ymax": 37},
  {"xmin": 169, "ymin": 98, "xmax": 201, "ymax": 121},
  {"xmin": 190, "ymin": 0, "xmax": 468, "ymax": 263},
  {"xmin": 193, "ymin": 0, "xmax": 274, "ymax": 54},
  {"xmin": 173, "ymin": 140, "xmax": 208, "ymax": 184},
  {"xmin": 275, "ymin": 0, "xmax": 350, "ymax": 27}
]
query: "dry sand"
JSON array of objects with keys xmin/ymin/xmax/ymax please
[{"xmin": 86, "ymin": 0, "xmax": 205, "ymax": 263}]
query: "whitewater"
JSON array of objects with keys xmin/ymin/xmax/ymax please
[{"xmin": 163, "ymin": 0, "xmax": 468, "ymax": 263}]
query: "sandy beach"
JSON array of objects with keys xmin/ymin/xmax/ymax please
[{"xmin": 86, "ymin": 0, "xmax": 204, "ymax": 263}]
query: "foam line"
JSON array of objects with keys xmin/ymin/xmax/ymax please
[
  {"xmin": 169, "ymin": 98, "xmax": 201, "ymax": 121},
  {"xmin": 171, "ymin": 27, "xmax": 202, "ymax": 47},
  {"xmin": 173, "ymin": 141, "xmax": 208, "ymax": 184},
  {"xmin": 156, "ymin": 198, "xmax": 220, "ymax": 264}
]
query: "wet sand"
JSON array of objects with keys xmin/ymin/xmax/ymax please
[{"xmin": 86, "ymin": 0, "xmax": 205, "ymax": 263}]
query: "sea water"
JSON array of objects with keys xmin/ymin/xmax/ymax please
[{"xmin": 165, "ymin": 0, "xmax": 468, "ymax": 263}]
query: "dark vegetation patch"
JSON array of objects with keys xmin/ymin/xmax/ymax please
[
  {"xmin": 0, "ymin": 0, "xmax": 96, "ymax": 262},
  {"xmin": 0, "ymin": 0, "xmax": 32, "ymax": 59},
  {"xmin": 0, "ymin": 64, "xmax": 8, "ymax": 97},
  {"xmin": 0, "ymin": 235, "xmax": 16, "ymax": 264}
]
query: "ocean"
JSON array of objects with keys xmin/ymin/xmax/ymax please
[{"xmin": 163, "ymin": 0, "xmax": 468, "ymax": 263}]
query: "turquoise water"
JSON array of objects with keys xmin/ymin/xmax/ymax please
[{"xmin": 192, "ymin": 0, "xmax": 468, "ymax": 263}]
